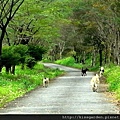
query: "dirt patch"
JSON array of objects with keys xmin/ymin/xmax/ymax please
[
  {"xmin": 99, "ymin": 76, "xmax": 107, "ymax": 84},
  {"xmin": 104, "ymin": 92, "xmax": 120, "ymax": 113},
  {"xmin": 98, "ymin": 76, "xmax": 109, "ymax": 92},
  {"xmin": 106, "ymin": 92, "xmax": 120, "ymax": 105},
  {"xmin": 98, "ymin": 84, "xmax": 108, "ymax": 92}
]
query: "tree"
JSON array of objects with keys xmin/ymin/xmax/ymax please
[
  {"xmin": 27, "ymin": 44, "xmax": 46, "ymax": 61},
  {"xmin": 1, "ymin": 46, "xmax": 21, "ymax": 74},
  {"xmin": 0, "ymin": 0, "xmax": 24, "ymax": 71},
  {"xmin": 12, "ymin": 44, "xmax": 28, "ymax": 70},
  {"xmin": 70, "ymin": 0, "xmax": 120, "ymax": 67}
]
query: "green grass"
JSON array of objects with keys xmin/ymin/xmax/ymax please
[
  {"xmin": 104, "ymin": 65, "xmax": 120, "ymax": 99},
  {"xmin": 0, "ymin": 62, "xmax": 64, "ymax": 107},
  {"xmin": 55, "ymin": 57, "xmax": 83, "ymax": 69}
]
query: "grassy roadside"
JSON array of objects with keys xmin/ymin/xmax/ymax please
[
  {"xmin": 0, "ymin": 62, "xmax": 64, "ymax": 108},
  {"xmin": 104, "ymin": 64, "xmax": 120, "ymax": 100},
  {"xmin": 55, "ymin": 57, "xmax": 83, "ymax": 69},
  {"xmin": 55, "ymin": 57, "xmax": 120, "ymax": 102}
]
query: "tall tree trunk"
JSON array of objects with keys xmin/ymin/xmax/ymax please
[
  {"xmin": 83, "ymin": 51, "xmax": 86, "ymax": 64},
  {"xmin": 91, "ymin": 49, "xmax": 96, "ymax": 66},
  {"xmin": 11, "ymin": 65, "xmax": 15, "ymax": 75},
  {"xmin": 99, "ymin": 49, "xmax": 102, "ymax": 66},
  {"xmin": 104, "ymin": 45, "xmax": 107, "ymax": 64},
  {"xmin": 0, "ymin": 28, "xmax": 6, "ymax": 72},
  {"xmin": 5, "ymin": 66, "xmax": 10, "ymax": 74},
  {"xmin": 116, "ymin": 31, "xmax": 120, "ymax": 65},
  {"xmin": 21, "ymin": 63, "xmax": 25, "ymax": 70},
  {"xmin": 107, "ymin": 43, "xmax": 112, "ymax": 64}
]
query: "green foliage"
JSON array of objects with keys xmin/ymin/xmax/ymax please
[
  {"xmin": 55, "ymin": 57, "xmax": 75, "ymax": 66},
  {"xmin": 28, "ymin": 45, "xmax": 46, "ymax": 61},
  {"xmin": 25, "ymin": 57, "xmax": 37, "ymax": 69},
  {"xmin": 93, "ymin": 64, "xmax": 120, "ymax": 99},
  {"xmin": 104, "ymin": 66, "xmax": 120, "ymax": 96},
  {"xmin": 1, "ymin": 45, "xmax": 46, "ymax": 72},
  {"xmin": 1, "ymin": 45, "xmax": 29, "ymax": 67},
  {"xmin": 1, "ymin": 46, "xmax": 21, "ymax": 66},
  {"xmin": 12, "ymin": 44, "xmax": 28, "ymax": 63},
  {"xmin": 42, "ymin": 58, "xmax": 52, "ymax": 63},
  {"xmin": 12, "ymin": 44, "xmax": 28, "ymax": 56},
  {"xmin": 55, "ymin": 57, "xmax": 83, "ymax": 69}
]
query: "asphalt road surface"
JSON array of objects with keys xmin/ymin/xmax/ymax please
[{"xmin": 0, "ymin": 63, "xmax": 119, "ymax": 114}]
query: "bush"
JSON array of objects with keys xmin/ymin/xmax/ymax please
[
  {"xmin": 55, "ymin": 57, "xmax": 75, "ymax": 66},
  {"xmin": 55, "ymin": 57, "xmax": 83, "ymax": 69},
  {"xmin": 28, "ymin": 44, "xmax": 46, "ymax": 61},
  {"xmin": 12, "ymin": 44, "xmax": 28, "ymax": 64},
  {"xmin": 104, "ymin": 65, "xmax": 120, "ymax": 99},
  {"xmin": 25, "ymin": 57, "xmax": 37, "ymax": 69},
  {"xmin": 2, "ymin": 46, "xmax": 21, "ymax": 66}
]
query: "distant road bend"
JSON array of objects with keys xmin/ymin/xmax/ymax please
[{"xmin": 0, "ymin": 63, "xmax": 119, "ymax": 114}]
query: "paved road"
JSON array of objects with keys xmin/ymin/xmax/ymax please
[{"xmin": 0, "ymin": 63, "xmax": 119, "ymax": 114}]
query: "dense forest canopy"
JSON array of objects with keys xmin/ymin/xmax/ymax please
[{"xmin": 0, "ymin": 0, "xmax": 120, "ymax": 73}]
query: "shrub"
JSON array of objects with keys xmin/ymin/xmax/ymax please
[
  {"xmin": 25, "ymin": 57, "xmax": 36, "ymax": 69},
  {"xmin": 12, "ymin": 44, "xmax": 28, "ymax": 64},
  {"xmin": 1, "ymin": 46, "xmax": 21, "ymax": 74},
  {"xmin": 55, "ymin": 57, "xmax": 75, "ymax": 66},
  {"xmin": 28, "ymin": 44, "xmax": 46, "ymax": 61},
  {"xmin": 2, "ymin": 46, "xmax": 21, "ymax": 66}
]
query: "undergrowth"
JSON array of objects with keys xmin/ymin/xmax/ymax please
[
  {"xmin": 55, "ymin": 57, "xmax": 83, "ymax": 69},
  {"xmin": 104, "ymin": 65, "xmax": 120, "ymax": 99}
]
